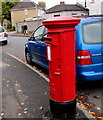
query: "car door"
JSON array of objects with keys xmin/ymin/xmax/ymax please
[
  {"xmin": 36, "ymin": 27, "xmax": 48, "ymax": 69},
  {"xmin": 28, "ymin": 25, "xmax": 46, "ymax": 65},
  {"xmin": 39, "ymin": 40, "xmax": 48, "ymax": 69},
  {"xmin": 76, "ymin": 19, "xmax": 103, "ymax": 81},
  {"xmin": 82, "ymin": 20, "xmax": 103, "ymax": 69}
]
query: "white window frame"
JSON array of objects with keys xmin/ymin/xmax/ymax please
[{"xmin": 71, "ymin": 13, "xmax": 77, "ymax": 17}]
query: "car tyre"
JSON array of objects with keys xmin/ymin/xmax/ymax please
[
  {"xmin": 4, "ymin": 41, "xmax": 8, "ymax": 45},
  {"xmin": 25, "ymin": 50, "xmax": 33, "ymax": 65}
]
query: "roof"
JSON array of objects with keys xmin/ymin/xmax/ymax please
[
  {"xmin": 75, "ymin": 17, "xmax": 103, "ymax": 27},
  {"xmin": 10, "ymin": 2, "xmax": 38, "ymax": 11},
  {"xmin": 80, "ymin": 17, "xmax": 103, "ymax": 22},
  {"xmin": 46, "ymin": 4, "xmax": 89, "ymax": 14}
]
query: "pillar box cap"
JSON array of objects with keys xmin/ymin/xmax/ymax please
[{"xmin": 42, "ymin": 16, "xmax": 80, "ymax": 28}]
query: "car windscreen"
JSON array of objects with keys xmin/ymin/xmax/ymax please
[
  {"xmin": 0, "ymin": 27, "xmax": 5, "ymax": 33},
  {"xmin": 82, "ymin": 21, "xmax": 103, "ymax": 44}
]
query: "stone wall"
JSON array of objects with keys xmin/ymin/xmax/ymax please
[{"xmin": 16, "ymin": 19, "xmax": 44, "ymax": 33}]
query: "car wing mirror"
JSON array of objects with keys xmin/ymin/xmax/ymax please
[
  {"xmin": 28, "ymin": 37, "xmax": 35, "ymax": 41},
  {"xmin": 28, "ymin": 37, "xmax": 31, "ymax": 41}
]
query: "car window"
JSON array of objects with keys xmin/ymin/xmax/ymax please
[
  {"xmin": 82, "ymin": 21, "xmax": 103, "ymax": 44},
  {"xmin": 0, "ymin": 27, "xmax": 5, "ymax": 33},
  {"xmin": 33, "ymin": 25, "xmax": 46, "ymax": 41}
]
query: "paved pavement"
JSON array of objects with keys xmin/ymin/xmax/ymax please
[
  {"xmin": 2, "ymin": 52, "xmax": 49, "ymax": 118},
  {"xmin": 7, "ymin": 31, "xmax": 32, "ymax": 37},
  {"xmin": 1, "ymin": 51, "xmax": 89, "ymax": 119}
]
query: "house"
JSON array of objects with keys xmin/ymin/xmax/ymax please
[
  {"xmin": 87, "ymin": 0, "xmax": 103, "ymax": 15},
  {"xmin": 77, "ymin": 0, "xmax": 103, "ymax": 15},
  {"xmin": 10, "ymin": 2, "xmax": 45, "ymax": 26},
  {"xmin": 46, "ymin": 2, "xmax": 89, "ymax": 19}
]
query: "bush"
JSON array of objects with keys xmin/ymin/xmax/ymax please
[
  {"xmin": 12, "ymin": 26, "xmax": 15, "ymax": 31},
  {"xmin": 7, "ymin": 22, "xmax": 12, "ymax": 30}
]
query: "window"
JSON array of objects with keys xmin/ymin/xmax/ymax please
[
  {"xmin": 72, "ymin": 13, "xmax": 77, "ymax": 17},
  {"xmin": 24, "ymin": 9, "xmax": 28, "ymax": 15},
  {"xmin": 0, "ymin": 27, "xmax": 5, "ymax": 32},
  {"xmin": 54, "ymin": 14, "xmax": 60, "ymax": 17},
  {"xmin": 82, "ymin": 21, "xmax": 103, "ymax": 44},
  {"xmin": 81, "ymin": 13, "xmax": 85, "ymax": 16},
  {"xmin": 33, "ymin": 25, "xmax": 46, "ymax": 41}
]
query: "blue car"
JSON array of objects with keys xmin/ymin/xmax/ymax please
[{"xmin": 25, "ymin": 17, "xmax": 103, "ymax": 81}]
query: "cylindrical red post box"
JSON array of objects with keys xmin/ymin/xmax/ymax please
[{"xmin": 43, "ymin": 17, "xmax": 80, "ymax": 118}]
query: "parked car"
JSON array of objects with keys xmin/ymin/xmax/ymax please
[
  {"xmin": 0, "ymin": 26, "xmax": 8, "ymax": 45},
  {"xmin": 25, "ymin": 17, "xmax": 103, "ymax": 81}
]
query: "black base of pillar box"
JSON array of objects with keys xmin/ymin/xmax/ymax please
[{"xmin": 50, "ymin": 99, "xmax": 76, "ymax": 119}]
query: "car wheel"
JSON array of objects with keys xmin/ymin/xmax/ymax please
[
  {"xmin": 25, "ymin": 50, "xmax": 33, "ymax": 65},
  {"xmin": 4, "ymin": 41, "xmax": 8, "ymax": 45}
]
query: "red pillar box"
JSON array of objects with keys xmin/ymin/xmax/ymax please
[{"xmin": 43, "ymin": 17, "xmax": 80, "ymax": 118}]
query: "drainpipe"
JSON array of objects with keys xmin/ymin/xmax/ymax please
[{"xmin": 85, "ymin": 0, "xmax": 87, "ymax": 8}]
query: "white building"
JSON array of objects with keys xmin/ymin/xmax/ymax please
[
  {"xmin": 77, "ymin": 0, "xmax": 103, "ymax": 15},
  {"xmin": 88, "ymin": 0, "xmax": 103, "ymax": 15}
]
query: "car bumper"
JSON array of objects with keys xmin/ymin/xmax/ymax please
[
  {"xmin": 77, "ymin": 64, "xmax": 103, "ymax": 81},
  {"xmin": 77, "ymin": 71, "xmax": 103, "ymax": 81},
  {"xmin": 0, "ymin": 38, "xmax": 8, "ymax": 42}
]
